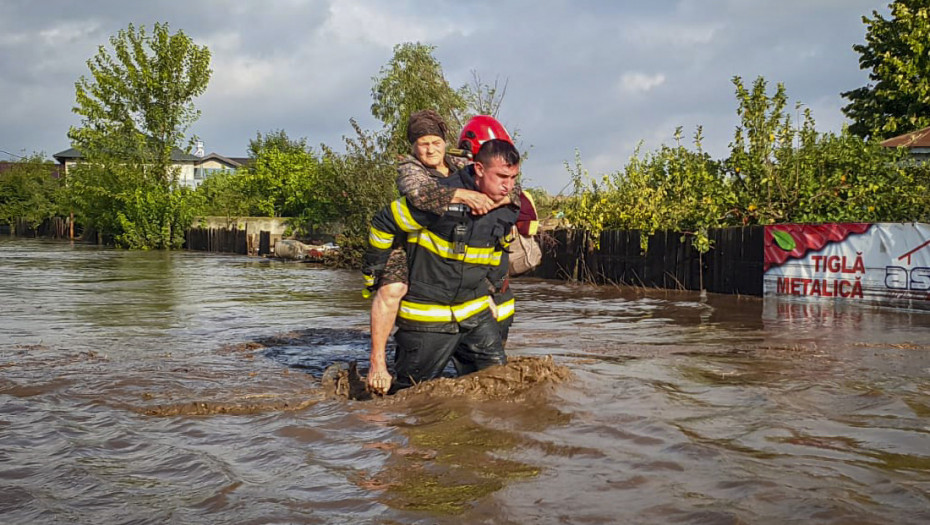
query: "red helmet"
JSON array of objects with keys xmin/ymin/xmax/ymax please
[{"xmin": 458, "ymin": 115, "xmax": 513, "ymax": 156}]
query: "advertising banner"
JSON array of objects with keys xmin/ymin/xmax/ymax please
[{"xmin": 763, "ymin": 223, "xmax": 930, "ymax": 310}]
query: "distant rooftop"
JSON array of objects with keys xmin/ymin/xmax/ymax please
[
  {"xmin": 53, "ymin": 146, "xmax": 200, "ymax": 163},
  {"xmin": 53, "ymin": 147, "xmax": 248, "ymax": 165},
  {"xmin": 880, "ymin": 126, "xmax": 930, "ymax": 149}
]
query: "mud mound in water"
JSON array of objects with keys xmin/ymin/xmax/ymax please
[
  {"xmin": 394, "ymin": 356, "xmax": 571, "ymax": 401},
  {"xmin": 139, "ymin": 391, "xmax": 323, "ymax": 417},
  {"xmin": 322, "ymin": 356, "xmax": 570, "ymax": 402},
  {"xmin": 321, "ymin": 361, "xmax": 372, "ymax": 401}
]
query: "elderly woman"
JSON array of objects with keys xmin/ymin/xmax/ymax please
[{"xmin": 367, "ymin": 110, "xmax": 498, "ymax": 394}]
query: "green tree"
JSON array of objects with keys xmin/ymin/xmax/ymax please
[
  {"xmin": 248, "ymin": 129, "xmax": 309, "ymax": 158},
  {"xmin": 0, "ymin": 155, "xmax": 66, "ymax": 230},
  {"xmin": 787, "ymin": 130, "xmax": 926, "ymax": 223},
  {"xmin": 842, "ymin": 0, "xmax": 930, "ymax": 139},
  {"xmin": 728, "ymin": 75, "xmax": 793, "ymax": 223},
  {"xmin": 194, "ymin": 171, "xmax": 251, "ymax": 219},
  {"xmin": 319, "ymin": 120, "xmax": 398, "ymax": 266},
  {"xmin": 246, "ymin": 130, "xmax": 330, "ymax": 222},
  {"xmin": 370, "ymin": 42, "xmax": 466, "ymax": 154},
  {"xmin": 565, "ymin": 128, "xmax": 730, "ymax": 252},
  {"xmin": 728, "ymin": 76, "xmax": 921, "ymax": 225},
  {"xmin": 563, "ymin": 73, "xmax": 930, "ymax": 251},
  {"xmin": 67, "ymin": 22, "xmax": 211, "ymax": 248}
]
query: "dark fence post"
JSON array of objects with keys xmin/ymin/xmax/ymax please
[{"xmin": 259, "ymin": 231, "xmax": 271, "ymax": 256}]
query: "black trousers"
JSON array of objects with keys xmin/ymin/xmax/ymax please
[
  {"xmin": 390, "ymin": 309, "xmax": 506, "ymax": 392},
  {"xmin": 498, "ymin": 315, "xmax": 513, "ymax": 348}
]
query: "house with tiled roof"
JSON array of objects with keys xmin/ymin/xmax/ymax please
[
  {"xmin": 192, "ymin": 152, "xmax": 250, "ymax": 186},
  {"xmin": 880, "ymin": 125, "xmax": 930, "ymax": 163},
  {"xmin": 53, "ymin": 142, "xmax": 250, "ymax": 188}
]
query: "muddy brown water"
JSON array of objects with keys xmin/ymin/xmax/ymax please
[{"xmin": 2, "ymin": 238, "xmax": 929, "ymax": 524}]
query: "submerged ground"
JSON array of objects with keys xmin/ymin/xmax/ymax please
[{"xmin": 2, "ymin": 238, "xmax": 929, "ymax": 524}]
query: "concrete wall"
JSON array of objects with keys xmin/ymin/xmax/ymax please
[{"xmin": 195, "ymin": 216, "xmax": 290, "ymax": 236}]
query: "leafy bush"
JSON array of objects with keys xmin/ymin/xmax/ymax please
[
  {"xmin": 0, "ymin": 156, "xmax": 66, "ymax": 229},
  {"xmin": 564, "ymin": 76, "xmax": 930, "ymax": 253}
]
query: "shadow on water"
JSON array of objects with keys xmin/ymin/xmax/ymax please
[
  {"xmin": 125, "ymin": 328, "xmax": 376, "ymax": 417},
  {"xmin": 350, "ymin": 360, "xmax": 574, "ymax": 516},
  {"xmin": 258, "ymin": 327, "xmax": 373, "ymax": 376}
]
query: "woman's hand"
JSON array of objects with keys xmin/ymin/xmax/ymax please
[{"xmin": 452, "ymin": 189, "xmax": 495, "ymax": 215}]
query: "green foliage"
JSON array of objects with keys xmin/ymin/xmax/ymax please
[
  {"xmin": 195, "ymin": 130, "xmax": 335, "ymax": 234},
  {"xmin": 248, "ymin": 129, "xmax": 309, "ymax": 158},
  {"xmin": 778, "ymin": 129, "xmax": 927, "ymax": 223},
  {"xmin": 246, "ymin": 130, "xmax": 329, "ymax": 220},
  {"xmin": 194, "ymin": 170, "xmax": 252, "ymax": 218},
  {"xmin": 371, "ymin": 42, "xmax": 467, "ymax": 154},
  {"xmin": 319, "ymin": 119, "xmax": 398, "ymax": 266},
  {"xmin": 68, "ymin": 160, "xmax": 199, "ymax": 249},
  {"xmin": 0, "ymin": 156, "xmax": 66, "ymax": 228},
  {"xmin": 565, "ymin": 128, "xmax": 729, "ymax": 251},
  {"xmin": 67, "ymin": 22, "xmax": 211, "ymax": 249},
  {"xmin": 111, "ymin": 180, "xmax": 199, "ymax": 249},
  {"xmin": 728, "ymin": 75, "xmax": 790, "ymax": 223},
  {"xmin": 842, "ymin": 0, "xmax": 930, "ymax": 139},
  {"xmin": 565, "ymin": 75, "xmax": 930, "ymax": 253},
  {"xmin": 728, "ymin": 76, "xmax": 924, "ymax": 225}
]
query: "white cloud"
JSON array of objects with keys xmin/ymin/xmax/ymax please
[
  {"xmin": 618, "ymin": 72, "xmax": 666, "ymax": 95},
  {"xmin": 624, "ymin": 21, "xmax": 722, "ymax": 48},
  {"xmin": 208, "ymin": 55, "xmax": 283, "ymax": 99},
  {"xmin": 0, "ymin": 31, "xmax": 28, "ymax": 48},
  {"xmin": 322, "ymin": 0, "xmax": 461, "ymax": 48},
  {"xmin": 38, "ymin": 21, "xmax": 101, "ymax": 46},
  {"xmin": 199, "ymin": 31, "xmax": 242, "ymax": 56}
]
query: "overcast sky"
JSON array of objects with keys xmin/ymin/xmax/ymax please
[{"xmin": 0, "ymin": 0, "xmax": 887, "ymax": 192}]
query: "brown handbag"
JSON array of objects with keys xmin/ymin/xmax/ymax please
[{"xmin": 508, "ymin": 226, "xmax": 542, "ymax": 276}]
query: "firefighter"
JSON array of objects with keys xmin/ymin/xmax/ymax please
[
  {"xmin": 364, "ymin": 138, "xmax": 521, "ymax": 394},
  {"xmin": 366, "ymin": 112, "xmax": 518, "ymax": 385}
]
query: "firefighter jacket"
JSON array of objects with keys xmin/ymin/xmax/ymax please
[{"xmin": 363, "ymin": 165, "xmax": 519, "ymax": 333}]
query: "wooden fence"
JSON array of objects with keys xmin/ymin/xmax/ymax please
[
  {"xmin": 5, "ymin": 218, "xmax": 764, "ymax": 296},
  {"xmin": 2, "ymin": 219, "xmax": 275, "ymax": 256},
  {"xmin": 3, "ymin": 217, "xmax": 74, "ymax": 239},
  {"xmin": 184, "ymin": 227, "xmax": 277, "ymax": 256},
  {"xmin": 532, "ymin": 227, "xmax": 765, "ymax": 296}
]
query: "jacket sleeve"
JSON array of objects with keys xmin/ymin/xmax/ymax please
[
  {"xmin": 362, "ymin": 197, "xmax": 438, "ymax": 294},
  {"xmin": 515, "ymin": 190, "xmax": 539, "ymax": 235},
  {"xmin": 396, "ymin": 159, "xmax": 458, "ymax": 215}
]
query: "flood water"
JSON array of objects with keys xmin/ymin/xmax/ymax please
[{"xmin": 2, "ymin": 237, "xmax": 929, "ymax": 524}]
